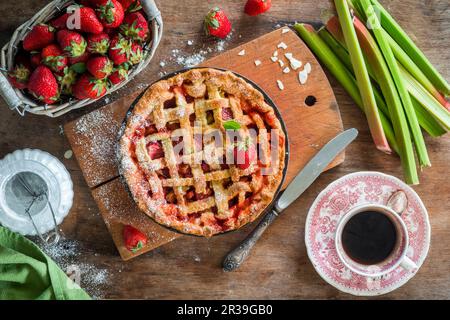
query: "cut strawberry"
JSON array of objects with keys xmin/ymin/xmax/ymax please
[{"xmin": 146, "ymin": 141, "xmax": 164, "ymax": 160}]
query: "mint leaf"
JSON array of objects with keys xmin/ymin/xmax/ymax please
[{"xmin": 223, "ymin": 120, "xmax": 241, "ymax": 130}]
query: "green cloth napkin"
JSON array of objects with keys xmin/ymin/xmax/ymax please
[{"xmin": 0, "ymin": 226, "xmax": 91, "ymax": 300}]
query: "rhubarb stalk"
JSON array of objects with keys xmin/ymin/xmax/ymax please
[
  {"xmin": 370, "ymin": 0, "xmax": 450, "ymax": 96},
  {"xmin": 323, "ymin": 18, "xmax": 448, "ymax": 136},
  {"xmin": 294, "ymin": 23, "xmax": 399, "ymax": 154},
  {"xmin": 334, "ymin": 0, "xmax": 391, "ymax": 153},
  {"xmin": 359, "ymin": 0, "xmax": 430, "ymax": 168}
]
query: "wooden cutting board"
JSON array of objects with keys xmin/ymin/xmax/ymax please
[{"xmin": 65, "ymin": 28, "xmax": 344, "ymax": 261}]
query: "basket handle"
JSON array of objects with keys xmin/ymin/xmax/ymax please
[
  {"xmin": 0, "ymin": 71, "xmax": 22, "ymax": 112},
  {"xmin": 141, "ymin": 0, "xmax": 161, "ymax": 20}
]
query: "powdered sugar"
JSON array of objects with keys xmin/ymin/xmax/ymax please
[{"xmin": 35, "ymin": 237, "xmax": 110, "ymax": 299}]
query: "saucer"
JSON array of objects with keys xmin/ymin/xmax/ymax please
[
  {"xmin": 0, "ymin": 149, "xmax": 73, "ymax": 236},
  {"xmin": 305, "ymin": 171, "xmax": 430, "ymax": 296}
]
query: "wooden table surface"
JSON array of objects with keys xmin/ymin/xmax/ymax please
[{"xmin": 0, "ymin": 0, "xmax": 449, "ymax": 299}]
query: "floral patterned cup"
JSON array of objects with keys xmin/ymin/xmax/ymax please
[{"xmin": 335, "ymin": 204, "xmax": 418, "ymax": 278}]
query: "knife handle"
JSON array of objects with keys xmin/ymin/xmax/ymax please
[{"xmin": 223, "ymin": 209, "xmax": 279, "ymax": 272}]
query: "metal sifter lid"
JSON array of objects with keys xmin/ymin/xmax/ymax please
[{"xmin": 0, "ymin": 149, "xmax": 73, "ymax": 239}]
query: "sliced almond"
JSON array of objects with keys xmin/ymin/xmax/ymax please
[
  {"xmin": 254, "ymin": 60, "xmax": 262, "ymax": 66},
  {"xmin": 238, "ymin": 49, "xmax": 246, "ymax": 56},
  {"xmin": 278, "ymin": 60, "xmax": 285, "ymax": 67},
  {"xmin": 283, "ymin": 67, "xmax": 290, "ymax": 74},
  {"xmin": 273, "ymin": 50, "xmax": 278, "ymax": 57},
  {"xmin": 277, "ymin": 42, "xmax": 288, "ymax": 49},
  {"xmin": 304, "ymin": 62, "xmax": 312, "ymax": 74},
  {"xmin": 298, "ymin": 70, "xmax": 308, "ymax": 85},
  {"xmin": 282, "ymin": 28, "xmax": 290, "ymax": 34},
  {"xmin": 277, "ymin": 80, "xmax": 285, "ymax": 90},
  {"xmin": 271, "ymin": 56, "xmax": 278, "ymax": 62}
]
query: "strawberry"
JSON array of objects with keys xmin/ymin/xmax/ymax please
[
  {"xmin": 221, "ymin": 108, "xmax": 233, "ymax": 120},
  {"xmin": 123, "ymin": 225, "xmax": 148, "ymax": 252},
  {"xmin": 41, "ymin": 44, "xmax": 68, "ymax": 73},
  {"xmin": 56, "ymin": 66, "xmax": 77, "ymax": 95},
  {"xmin": 8, "ymin": 63, "xmax": 31, "ymax": 89},
  {"xmin": 50, "ymin": 13, "xmax": 70, "ymax": 30},
  {"xmin": 118, "ymin": 0, "xmax": 141, "ymax": 13},
  {"xmin": 72, "ymin": 73, "xmax": 107, "ymax": 99},
  {"xmin": 147, "ymin": 141, "xmax": 164, "ymax": 160},
  {"xmin": 78, "ymin": 6, "xmax": 105, "ymax": 34},
  {"xmin": 108, "ymin": 64, "xmax": 128, "ymax": 85},
  {"xmin": 87, "ymin": 33, "xmax": 110, "ymax": 55},
  {"xmin": 204, "ymin": 7, "xmax": 231, "ymax": 39},
  {"xmin": 28, "ymin": 66, "xmax": 59, "ymax": 104},
  {"xmin": 23, "ymin": 24, "xmax": 55, "ymax": 51},
  {"xmin": 68, "ymin": 51, "xmax": 90, "ymax": 65},
  {"xmin": 119, "ymin": 11, "xmax": 149, "ymax": 42},
  {"xmin": 57, "ymin": 30, "xmax": 87, "ymax": 58},
  {"xmin": 244, "ymin": 0, "xmax": 272, "ymax": 16},
  {"xmin": 233, "ymin": 137, "xmax": 257, "ymax": 170},
  {"xmin": 95, "ymin": 0, "xmax": 125, "ymax": 29},
  {"xmin": 129, "ymin": 42, "xmax": 143, "ymax": 65},
  {"xmin": 30, "ymin": 52, "xmax": 42, "ymax": 68},
  {"xmin": 87, "ymin": 55, "xmax": 113, "ymax": 79},
  {"xmin": 51, "ymin": 7, "xmax": 104, "ymax": 34},
  {"xmin": 108, "ymin": 34, "xmax": 131, "ymax": 65}
]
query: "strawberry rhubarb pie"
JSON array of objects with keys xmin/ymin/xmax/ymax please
[{"xmin": 118, "ymin": 68, "xmax": 286, "ymax": 236}]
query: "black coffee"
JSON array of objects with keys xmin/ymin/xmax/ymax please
[{"xmin": 342, "ymin": 211, "xmax": 397, "ymax": 265}]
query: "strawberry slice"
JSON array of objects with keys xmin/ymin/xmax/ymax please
[
  {"xmin": 123, "ymin": 225, "xmax": 148, "ymax": 252},
  {"xmin": 221, "ymin": 108, "xmax": 233, "ymax": 120},
  {"xmin": 147, "ymin": 141, "xmax": 164, "ymax": 160}
]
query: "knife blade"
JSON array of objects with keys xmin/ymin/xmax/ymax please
[
  {"xmin": 275, "ymin": 127, "xmax": 359, "ymax": 212},
  {"xmin": 223, "ymin": 128, "xmax": 358, "ymax": 271}
]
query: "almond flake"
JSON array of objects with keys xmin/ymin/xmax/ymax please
[
  {"xmin": 278, "ymin": 60, "xmax": 284, "ymax": 67},
  {"xmin": 298, "ymin": 70, "xmax": 308, "ymax": 85},
  {"xmin": 277, "ymin": 42, "xmax": 288, "ymax": 49},
  {"xmin": 277, "ymin": 80, "xmax": 285, "ymax": 90},
  {"xmin": 271, "ymin": 56, "xmax": 278, "ymax": 62},
  {"xmin": 283, "ymin": 67, "xmax": 290, "ymax": 74},
  {"xmin": 254, "ymin": 60, "xmax": 262, "ymax": 66},
  {"xmin": 238, "ymin": 49, "xmax": 246, "ymax": 56},
  {"xmin": 282, "ymin": 28, "xmax": 290, "ymax": 34},
  {"xmin": 304, "ymin": 62, "xmax": 312, "ymax": 74},
  {"xmin": 284, "ymin": 53, "xmax": 293, "ymax": 59},
  {"xmin": 289, "ymin": 57, "xmax": 302, "ymax": 70},
  {"xmin": 273, "ymin": 50, "xmax": 278, "ymax": 57}
]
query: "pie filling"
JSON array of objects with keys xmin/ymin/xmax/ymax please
[{"xmin": 119, "ymin": 69, "xmax": 285, "ymax": 236}]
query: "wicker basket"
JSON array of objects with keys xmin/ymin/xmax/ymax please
[{"xmin": 0, "ymin": 0, "xmax": 163, "ymax": 117}]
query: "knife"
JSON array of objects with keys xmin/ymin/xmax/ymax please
[{"xmin": 222, "ymin": 128, "xmax": 358, "ymax": 271}]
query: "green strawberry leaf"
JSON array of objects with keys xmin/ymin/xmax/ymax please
[
  {"xmin": 223, "ymin": 120, "xmax": 241, "ymax": 130},
  {"xmin": 70, "ymin": 62, "xmax": 86, "ymax": 74}
]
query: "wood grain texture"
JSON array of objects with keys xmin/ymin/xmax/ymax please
[
  {"xmin": 0, "ymin": 0, "xmax": 449, "ymax": 299},
  {"xmin": 63, "ymin": 28, "xmax": 343, "ymax": 261}
]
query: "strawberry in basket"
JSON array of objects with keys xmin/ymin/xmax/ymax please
[
  {"xmin": 4, "ymin": 0, "xmax": 157, "ymax": 114},
  {"xmin": 57, "ymin": 30, "xmax": 87, "ymax": 58},
  {"xmin": 28, "ymin": 66, "xmax": 59, "ymax": 104},
  {"xmin": 95, "ymin": 0, "xmax": 125, "ymax": 28},
  {"xmin": 41, "ymin": 44, "xmax": 68, "ymax": 73},
  {"xmin": 120, "ymin": 11, "xmax": 149, "ymax": 42},
  {"xmin": 23, "ymin": 24, "xmax": 55, "ymax": 51}
]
